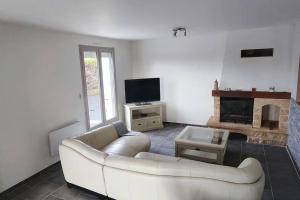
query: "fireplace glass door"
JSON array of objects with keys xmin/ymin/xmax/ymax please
[{"xmin": 220, "ymin": 97, "xmax": 254, "ymax": 124}]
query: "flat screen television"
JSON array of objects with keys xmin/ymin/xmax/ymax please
[{"xmin": 125, "ymin": 78, "xmax": 160, "ymax": 103}]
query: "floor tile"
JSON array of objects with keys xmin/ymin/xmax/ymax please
[
  {"xmin": 271, "ymin": 177, "xmax": 300, "ymax": 200},
  {"xmin": 270, "ymin": 174, "xmax": 300, "ymax": 189},
  {"xmin": 76, "ymin": 191, "xmax": 101, "ymax": 200},
  {"xmin": 23, "ymin": 173, "xmax": 45, "ymax": 188},
  {"xmin": 241, "ymin": 153, "xmax": 266, "ymax": 164},
  {"xmin": 242, "ymin": 142, "xmax": 264, "ymax": 155},
  {"xmin": 224, "ymin": 149, "xmax": 241, "ymax": 167},
  {"xmin": 52, "ymin": 184, "xmax": 81, "ymax": 200},
  {"xmin": 264, "ymin": 146, "xmax": 290, "ymax": 162},
  {"xmin": 227, "ymin": 140, "xmax": 242, "ymax": 150},
  {"xmin": 262, "ymin": 190, "xmax": 273, "ymax": 200},
  {"xmin": 43, "ymin": 163, "xmax": 62, "ymax": 174},
  {"xmin": 267, "ymin": 161, "xmax": 297, "ymax": 176},
  {"xmin": 44, "ymin": 170, "xmax": 66, "ymax": 186},
  {"xmin": 17, "ymin": 181, "xmax": 60, "ymax": 200},
  {"xmin": 263, "ymin": 173, "xmax": 272, "ymax": 190},
  {"xmin": 223, "ymin": 157, "xmax": 240, "ymax": 167},
  {"xmin": 44, "ymin": 195, "xmax": 64, "ymax": 200},
  {"xmin": 0, "ymin": 183, "xmax": 31, "ymax": 200}
]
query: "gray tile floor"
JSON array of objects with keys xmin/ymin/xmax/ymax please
[{"xmin": 1, "ymin": 123, "xmax": 300, "ymax": 200}]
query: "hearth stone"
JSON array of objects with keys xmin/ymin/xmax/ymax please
[{"xmin": 208, "ymin": 117, "xmax": 288, "ymax": 146}]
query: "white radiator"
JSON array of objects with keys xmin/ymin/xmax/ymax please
[{"xmin": 49, "ymin": 121, "xmax": 84, "ymax": 156}]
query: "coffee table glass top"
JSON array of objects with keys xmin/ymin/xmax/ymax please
[{"xmin": 176, "ymin": 126, "xmax": 229, "ymax": 146}]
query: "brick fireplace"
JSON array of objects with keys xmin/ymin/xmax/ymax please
[{"xmin": 208, "ymin": 90, "xmax": 291, "ymax": 146}]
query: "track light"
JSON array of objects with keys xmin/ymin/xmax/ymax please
[{"xmin": 173, "ymin": 27, "xmax": 187, "ymax": 37}]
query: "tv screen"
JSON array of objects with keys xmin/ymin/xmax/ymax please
[{"xmin": 125, "ymin": 78, "xmax": 160, "ymax": 103}]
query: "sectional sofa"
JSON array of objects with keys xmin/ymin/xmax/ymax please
[{"xmin": 59, "ymin": 123, "xmax": 265, "ymax": 200}]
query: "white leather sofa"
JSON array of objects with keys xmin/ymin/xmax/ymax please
[{"xmin": 59, "ymin": 124, "xmax": 265, "ymax": 200}]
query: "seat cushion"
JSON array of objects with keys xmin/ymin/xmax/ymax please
[
  {"xmin": 135, "ymin": 152, "xmax": 181, "ymax": 162},
  {"xmin": 101, "ymin": 132, "xmax": 151, "ymax": 157}
]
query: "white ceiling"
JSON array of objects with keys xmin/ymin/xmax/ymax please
[{"xmin": 0, "ymin": 0, "xmax": 300, "ymax": 40}]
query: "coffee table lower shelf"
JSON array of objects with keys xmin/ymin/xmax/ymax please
[{"xmin": 175, "ymin": 145, "xmax": 226, "ymax": 165}]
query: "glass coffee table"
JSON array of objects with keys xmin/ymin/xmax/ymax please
[{"xmin": 175, "ymin": 126, "xmax": 229, "ymax": 165}]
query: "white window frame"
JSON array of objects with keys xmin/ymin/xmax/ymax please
[{"xmin": 79, "ymin": 45, "xmax": 118, "ymax": 131}]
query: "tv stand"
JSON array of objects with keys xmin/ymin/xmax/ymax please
[
  {"xmin": 135, "ymin": 102, "xmax": 152, "ymax": 106},
  {"xmin": 124, "ymin": 102, "xmax": 164, "ymax": 132}
]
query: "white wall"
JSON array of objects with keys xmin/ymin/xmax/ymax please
[
  {"xmin": 290, "ymin": 21, "xmax": 300, "ymax": 99},
  {"xmin": 221, "ymin": 25, "xmax": 293, "ymax": 91},
  {"xmin": 132, "ymin": 34, "xmax": 227, "ymax": 125},
  {"xmin": 0, "ymin": 22, "xmax": 132, "ymax": 192},
  {"xmin": 132, "ymin": 25, "xmax": 294, "ymax": 125}
]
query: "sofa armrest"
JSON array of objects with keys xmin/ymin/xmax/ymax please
[
  {"xmin": 237, "ymin": 157, "xmax": 264, "ymax": 183},
  {"xmin": 59, "ymin": 140, "xmax": 108, "ymax": 195},
  {"xmin": 62, "ymin": 139, "xmax": 108, "ymax": 164}
]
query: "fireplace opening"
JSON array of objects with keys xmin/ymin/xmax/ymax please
[
  {"xmin": 220, "ymin": 97, "xmax": 254, "ymax": 124},
  {"xmin": 261, "ymin": 104, "xmax": 280, "ymax": 130}
]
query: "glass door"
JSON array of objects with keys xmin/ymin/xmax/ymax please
[
  {"xmin": 79, "ymin": 46, "xmax": 118, "ymax": 130},
  {"xmin": 101, "ymin": 51, "xmax": 117, "ymax": 121}
]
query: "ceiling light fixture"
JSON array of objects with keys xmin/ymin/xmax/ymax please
[{"xmin": 173, "ymin": 27, "xmax": 187, "ymax": 37}]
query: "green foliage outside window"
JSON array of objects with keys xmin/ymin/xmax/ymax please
[{"xmin": 84, "ymin": 58, "xmax": 100, "ymax": 96}]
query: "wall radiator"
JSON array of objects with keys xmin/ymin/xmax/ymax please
[{"xmin": 49, "ymin": 121, "xmax": 84, "ymax": 156}]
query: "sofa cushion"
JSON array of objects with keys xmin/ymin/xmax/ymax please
[
  {"xmin": 77, "ymin": 124, "xmax": 118, "ymax": 150},
  {"xmin": 135, "ymin": 152, "xmax": 181, "ymax": 162},
  {"xmin": 101, "ymin": 132, "xmax": 151, "ymax": 157},
  {"xmin": 112, "ymin": 121, "xmax": 129, "ymax": 137}
]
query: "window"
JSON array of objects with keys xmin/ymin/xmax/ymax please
[{"xmin": 79, "ymin": 46, "xmax": 118, "ymax": 130}]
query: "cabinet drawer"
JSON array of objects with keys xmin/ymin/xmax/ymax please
[
  {"xmin": 147, "ymin": 117, "xmax": 162, "ymax": 128},
  {"xmin": 132, "ymin": 119, "xmax": 147, "ymax": 131}
]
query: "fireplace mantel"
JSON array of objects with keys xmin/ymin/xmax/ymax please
[{"xmin": 212, "ymin": 90, "xmax": 291, "ymax": 99}]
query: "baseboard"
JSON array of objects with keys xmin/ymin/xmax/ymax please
[{"xmin": 0, "ymin": 161, "xmax": 61, "ymax": 196}]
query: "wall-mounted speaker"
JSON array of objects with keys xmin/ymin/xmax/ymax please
[{"xmin": 241, "ymin": 48, "xmax": 273, "ymax": 58}]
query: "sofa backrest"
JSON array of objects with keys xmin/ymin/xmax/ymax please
[
  {"xmin": 76, "ymin": 124, "xmax": 119, "ymax": 150},
  {"xmin": 104, "ymin": 154, "xmax": 263, "ymax": 184},
  {"xmin": 104, "ymin": 155, "xmax": 264, "ymax": 200}
]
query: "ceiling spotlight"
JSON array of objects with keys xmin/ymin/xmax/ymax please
[{"xmin": 173, "ymin": 27, "xmax": 187, "ymax": 37}]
